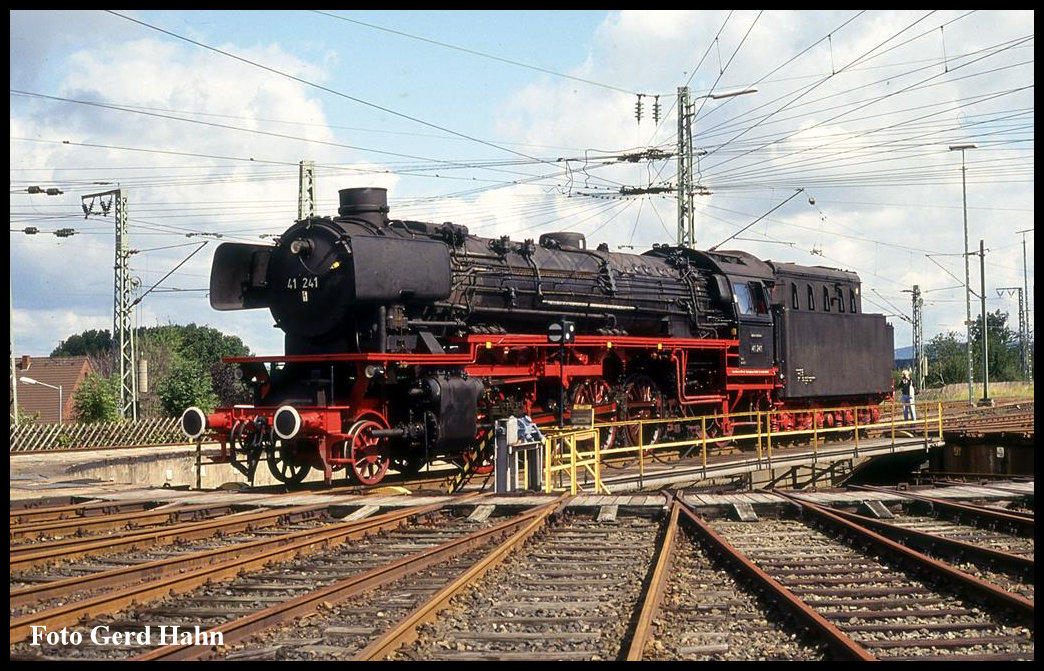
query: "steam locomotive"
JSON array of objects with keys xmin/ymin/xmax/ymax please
[{"xmin": 181, "ymin": 187, "xmax": 894, "ymax": 486}]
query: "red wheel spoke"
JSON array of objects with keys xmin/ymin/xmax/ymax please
[{"xmin": 348, "ymin": 420, "xmax": 390, "ymax": 486}]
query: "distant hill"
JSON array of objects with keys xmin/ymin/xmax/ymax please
[{"xmin": 894, "ymin": 345, "xmax": 914, "ymax": 369}]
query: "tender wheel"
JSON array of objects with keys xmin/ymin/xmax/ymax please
[
  {"xmin": 347, "ymin": 419, "xmax": 391, "ymax": 486},
  {"xmin": 267, "ymin": 439, "xmax": 311, "ymax": 485},
  {"xmin": 622, "ymin": 374, "xmax": 663, "ymax": 446}
]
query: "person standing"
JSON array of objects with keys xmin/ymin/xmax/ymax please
[{"xmin": 899, "ymin": 370, "xmax": 916, "ymax": 421}]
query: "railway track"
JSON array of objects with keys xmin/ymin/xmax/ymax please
[
  {"xmin": 386, "ymin": 509, "xmax": 661, "ymax": 661},
  {"xmin": 10, "ymin": 502, "xmax": 241, "ymax": 543},
  {"xmin": 11, "ymin": 499, "xmax": 479, "ymax": 658},
  {"xmin": 10, "ymin": 504, "xmax": 329, "ymax": 574},
  {"xmin": 10, "ymin": 486, "xmax": 1033, "ymax": 661},
  {"xmin": 10, "ymin": 510, "xmax": 335, "ymax": 616},
  {"xmin": 634, "ymin": 503, "xmax": 829, "ymax": 661},
  {"xmin": 703, "ymin": 496, "xmax": 1033, "ymax": 661},
  {"xmin": 836, "ymin": 509, "xmax": 1034, "ymax": 599}
]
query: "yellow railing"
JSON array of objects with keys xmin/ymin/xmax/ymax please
[
  {"xmin": 542, "ymin": 429, "xmax": 608, "ymax": 495},
  {"xmin": 541, "ymin": 401, "xmax": 944, "ymax": 495}
]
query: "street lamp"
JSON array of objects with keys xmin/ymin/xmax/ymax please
[
  {"xmin": 19, "ymin": 376, "xmax": 63, "ymax": 424},
  {"xmin": 949, "ymin": 144, "xmax": 976, "ymax": 406}
]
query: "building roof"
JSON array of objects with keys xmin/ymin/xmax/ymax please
[{"xmin": 12, "ymin": 355, "xmax": 92, "ymax": 424}]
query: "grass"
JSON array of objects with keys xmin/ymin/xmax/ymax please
[{"xmin": 917, "ymin": 380, "xmax": 1034, "ymax": 402}]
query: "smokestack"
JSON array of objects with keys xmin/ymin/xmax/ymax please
[{"xmin": 338, "ymin": 187, "xmax": 389, "ymax": 228}]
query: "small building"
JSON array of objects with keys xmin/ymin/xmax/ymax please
[{"xmin": 12, "ymin": 355, "xmax": 92, "ymax": 424}]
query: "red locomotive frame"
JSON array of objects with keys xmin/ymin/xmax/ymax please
[{"xmin": 197, "ymin": 333, "xmax": 791, "ymax": 486}]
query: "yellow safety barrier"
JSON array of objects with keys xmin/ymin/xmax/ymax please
[
  {"xmin": 543, "ymin": 429, "xmax": 608, "ymax": 495},
  {"xmin": 541, "ymin": 401, "xmax": 945, "ymax": 495}
]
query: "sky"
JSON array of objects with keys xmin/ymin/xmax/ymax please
[{"xmin": 10, "ymin": 10, "xmax": 1034, "ymax": 360}]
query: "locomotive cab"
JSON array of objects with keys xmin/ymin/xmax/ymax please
[{"xmin": 687, "ymin": 249, "xmax": 778, "ymax": 370}]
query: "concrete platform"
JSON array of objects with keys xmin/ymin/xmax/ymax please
[
  {"xmin": 9, "ymin": 441, "xmax": 1032, "ymax": 516},
  {"xmin": 10, "ymin": 437, "xmax": 1032, "ymax": 514}
]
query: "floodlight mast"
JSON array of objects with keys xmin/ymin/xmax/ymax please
[
  {"xmin": 948, "ymin": 144, "xmax": 976, "ymax": 406},
  {"xmin": 676, "ymin": 87, "xmax": 757, "ymax": 248}
]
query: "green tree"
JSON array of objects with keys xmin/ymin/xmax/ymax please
[
  {"xmin": 924, "ymin": 310, "xmax": 1025, "ymax": 387},
  {"xmin": 970, "ymin": 310, "xmax": 1021, "ymax": 382},
  {"xmin": 924, "ymin": 331, "xmax": 967, "ymax": 388},
  {"xmin": 73, "ymin": 372, "xmax": 122, "ymax": 423},
  {"xmin": 12, "ymin": 406, "xmax": 42, "ymax": 425},
  {"xmin": 157, "ymin": 360, "xmax": 218, "ymax": 417},
  {"xmin": 51, "ymin": 329, "xmax": 116, "ymax": 378},
  {"xmin": 51, "ymin": 329, "xmax": 113, "ymax": 358},
  {"xmin": 138, "ymin": 323, "xmax": 252, "ymax": 412}
]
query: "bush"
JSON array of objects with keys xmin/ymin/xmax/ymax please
[
  {"xmin": 157, "ymin": 360, "xmax": 218, "ymax": 417},
  {"xmin": 73, "ymin": 373, "xmax": 122, "ymax": 423}
]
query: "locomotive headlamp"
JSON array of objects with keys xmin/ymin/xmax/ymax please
[
  {"xmin": 289, "ymin": 238, "xmax": 314, "ymax": 256},
  {"xmin": 364, "ymin": 364, "xmax": 386, "ymax": 379},
  {"xmin": 273, "ymin": 405, "xmax": 302, "ymax": 440},
  {"xmin": 180, "ymin": 407, "xmax": 208, "ymax": 440}
]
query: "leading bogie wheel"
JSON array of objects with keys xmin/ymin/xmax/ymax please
[
  {"xmin": 267, "ymin": 439, "xmax": 311, "ymax": 485},
  {"xmin": 347, "ymin": 419, "xmax": 391, "ymax": 486}
]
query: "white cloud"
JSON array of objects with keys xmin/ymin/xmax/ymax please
[{"xmin": 9, "ymin": 10, "xmax": 1033, "ymax": 362}]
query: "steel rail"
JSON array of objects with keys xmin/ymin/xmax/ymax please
[
  {"xmin": 10, "ymin": 499, "xmax": 461, "ymax": 644},
  {"xmin": 852, "ymin": 485, "xmax": 1034, "ymax": 536},
  {"xmin": 815, "ymin": 504, "xmax": 1033, "ymax": 581},
  {"xmin": 353, "ymin": 495, "xmax": 570, "ymax": 661},
  {"xmin": 774, "ymin": 491, "xmax": 1034, "ymax": 623},
  {"xmin": 672, "ymin": 505, "xmax": 876, "ymax": 659},
  {"xmin": 133, "ymin": 500, "xmax": 556, "ymax": 661},
  {"xmin": 675, "ymin": 500, "xmax": 877, "ymax": 661},
  {"xmin": 9, "ymin": 500, "xmax": 154, "ymax": 524},
  {"xmin": 10, "ymin": 506, "xmax": 275, "ymax": 559},
  {"xmin": 9, "ymin": 505, "xmax": 326, "ymax": 571},
  {"xmin": 625, "ymin": 496, "xmax": 680, "ymax": 660},
  {"xmin": 10, "ymin": 499, "xmax": 459, "ymax": 609},
  {"xmin": 9, "ymin": 503, "xmax": 234, "ymax": 541}
]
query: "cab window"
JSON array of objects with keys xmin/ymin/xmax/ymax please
[
  {"xmin": 750, "ymin": 282, "xmax": 769, "ymax": 314},
  {"xmin": 733, "ymin": 282, "xmax": 754, "ymax": 315},
  {"xmin": 734, "ymin": 282, "xmax": 769, "ymax": 316}
]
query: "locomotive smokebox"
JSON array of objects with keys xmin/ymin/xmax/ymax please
[{"xmin": 338, "ymin": 187, "xmax": 389, "ymax": 227}]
